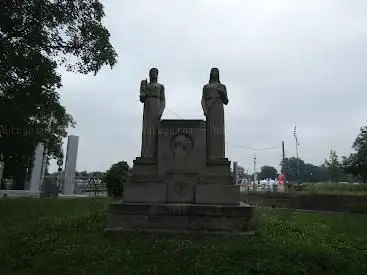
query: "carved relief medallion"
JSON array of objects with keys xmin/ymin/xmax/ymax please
[{"xmin": 169, "ymin": 134, "xmax": 194, "ymax": 157}]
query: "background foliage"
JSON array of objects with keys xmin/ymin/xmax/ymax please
[{"xmin": 0, "ymin": 0, "xmax": 117, "ymax": 189}]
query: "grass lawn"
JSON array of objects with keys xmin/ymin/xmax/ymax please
[
  {"xmin": 301, "ymin": 182, "xmax": 367, "ymax": 196},
  {"xmin": 0, "ymin": 198, "xmax": 366, "ymax": 275}
]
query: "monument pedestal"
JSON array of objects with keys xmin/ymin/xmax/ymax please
[
  {"xmin": 106, "ymin": 117, "xmax": 254, "ymax": 234},
  {"xmin": 105, "ymin": 202, "xmax": 253, "ymax": 235},
  {"xmin": 122, "ymin": 183, "xmax": 240, "ymax": 205},
  {"xmin": 131, "ymin": 157, "xmax": 159, "ymax": 183},
  {"xmin": 106, "ymin": 183, "xmax": 254, "ymax": 234}
]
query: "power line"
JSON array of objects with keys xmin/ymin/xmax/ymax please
[
  {"xmin": 165, "ymin": 107, "xmax": 183, "ymax": 119},
  {"xmin": 165, "ymin": 107, "xmax": 279, "ymax": 152},
  {"xmin": 232, "ymin": 144, "xmax": 278, "ymax": 151}
]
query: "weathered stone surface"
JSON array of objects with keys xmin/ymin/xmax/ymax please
[
  {"xmin": 195, "ymin": 184, "xmax": 240, "ymax": 205},
  {"xmin": 131, "ymin": 157, "xmax": 157, "ymax": 178},
  {"xmin": 164, "ymin": 172, "xmax": 199, "ymax": 203},
  {"xmin": 206, "ymin": 158, "xmax": 231, "ymax": 177},
  {"xmin": 123, "ymin": 183, "xmax": 166, "ymax": 203},
  {"xmin": 105, "ymin": 202, "xmax": 254, "ymax": 234},
  {"xmin": 199, "ymin": 175, "xmax": 233, "ymax": 185},
  {"xmin": 166, "ymin": 181, "xmax": 196, "ymax": 203},
  {"xmin": 157, "ymin": 120, "xmax": 206, "ymax": 177},
  {"xmin": 150, "ymin": 216, "xmax": 190, "ymax": 230},
  {"xmin": 108, "ymin": 202, "xmax": 253, "ymax": 217}
]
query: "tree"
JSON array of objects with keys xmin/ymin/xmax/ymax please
[
  {"xmin": 259, "ymin": 165, "xmax": 278, "ymax": 180},
  {"xmin": 105, "ymin": 161, "xmax": 131, "ymax": 197},
  {"xmin": 343, "ymin": 126, "xmax": 367, "ymax": 182},
  {"xmin": 281, "ymin": 157, "xmax": 304, "ymax": 181},
  {"xmin": 323, "ymin": 150, "xmax": 343, "ymax": 182},
  {"xmin": 281, "ymin": 157, "xmax": 329, "ymax": 182},
  {"xmin": 303, "ymin": 163, "xmax": 329, "ymax": 183},
  {"xmin": 0, "ymin": 0, "xmax": 117, "ymax": 188},
  {"xmin": 76, "ymin": 171, "xmax": 89, "ymax": 177}
]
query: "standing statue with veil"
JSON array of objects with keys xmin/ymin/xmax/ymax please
[
  {"xmin": 201, "ymin": 68, "xmax": 229, "ymax": 160},
  {"xmin": 139, "ymin": 68, "xmax": 165, "ymax": 159}
]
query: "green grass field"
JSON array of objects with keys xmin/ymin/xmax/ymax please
[
  {"xmin": 300, "ymin": 182, "xmax": 367, "ymax": 195},
  {"xmin": 0, "ymin": 198, "xmax": 366, "ymax": 275}
]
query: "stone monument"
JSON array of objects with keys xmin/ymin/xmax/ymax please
[
  {"xmin": 105, "ymin": 68, "xmax": 254, "ymax": 234},
  {"xmin": 63, "ymin": 135, "xmax": 79, "ymax": 195},
  {"xmin": 28, "ymin": 143, "xmax": 44, "ymax": 194}
]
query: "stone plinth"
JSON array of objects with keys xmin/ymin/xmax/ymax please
[
  {"xmin": 122, "ymin": 183, "xmax": 241, "ymax": 205},
  {"xmin": 195, "ymin": 184, "xmax": 240, "ymax": 205},
  {"xmin": 123, "ymin": 183, "xmax": 166, "ymax": 203},
  {"xmin": 105, "ymin": 202, "xmax": 254, "ymax": 234},
  {"xmin": 131, "ymin": 157, "xmax": 159, "ymax": 183},
  {"xmin": 206, "ymin": 158, "xmax": 231, "ymax": 175}
]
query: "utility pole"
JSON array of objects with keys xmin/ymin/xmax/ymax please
[
  {"xmin": 281, "ymin": 141, "xmax": 287, "ymax": 192},
  {"xmin": 293, "ymin": 124, "xmax": 301, "ymax": 184},
  {"xmin": 253, "ymin": 153, "xmax": 257, "ymax": 185}
]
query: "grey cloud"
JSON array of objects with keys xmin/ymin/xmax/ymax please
[{"xmin": 50, "ymin": 0, "xmax": 367, "ymax": 175}]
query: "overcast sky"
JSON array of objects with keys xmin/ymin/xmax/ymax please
[{"xmin": 51, "ymin": 0, "xmax": 367, "ymax": 174}]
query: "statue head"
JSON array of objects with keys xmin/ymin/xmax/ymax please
[
  {"xmin": 209, "ymin": 68, "xmax": 220, "ymax": 83},
  {"xmin": 149, "ymin": 68, "xmax": 159, "ymax": 83}
]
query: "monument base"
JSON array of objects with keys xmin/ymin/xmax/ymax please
[
  {"xmin": 131, "ymin": 157, "xmax": 159, "ymax": 183},
  {"xmin": 105, "ymin": 202, "xmax": 254, "ymax": 235},
  {"xmin": 206, "ymin": 158, "xmax": 232, "ymax": 184},
  {"xmin": 123, "ymin": 183, "xmax": 240, "ymax": 205}
]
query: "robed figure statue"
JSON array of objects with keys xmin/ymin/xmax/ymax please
[
  {"xmin": 201, "ymin": 68, "xmax": 228, "ymax": 159},
  {"xmin": 139, "ymin": 68, "xmax": 165, "ymax": 159}
]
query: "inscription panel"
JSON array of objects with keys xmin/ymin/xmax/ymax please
[
  {"xmin": 157, "ymin": 120, "xmax": 206, "ymax": 176},
  {"xmin": 166, "ymin": 180, "xmax": 195, "ymax": 203}
]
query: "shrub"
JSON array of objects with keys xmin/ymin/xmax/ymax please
[{"xmin": 104, "ymin": 161, "xmax": 131, "ymax": 197}]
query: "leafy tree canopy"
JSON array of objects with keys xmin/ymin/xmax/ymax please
[
  {"xmin": 105, "ymin": 161, "xmax": 131, "ymax": 197},
  {"xmin": 0, "ymin": 0, "xmax": 117, "ymax": 188},
  {"xmin": 259, "ymin": 165, "xmax": 278, "ymax": 180},
  {"xmin": 323, "ymin": 150, "xmax": 343, "ymax": 182},
  {"xmin": 343, "ymin": 126, "xmax": 367, "ymax": 182},
  {"xmin": 281, "ymin": 157, "xmax": 330, "ymax": 182}
]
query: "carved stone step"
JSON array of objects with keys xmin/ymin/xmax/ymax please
[{"xmin": 105, "ymin": 202, "xmax": 254, "ymax": 234}]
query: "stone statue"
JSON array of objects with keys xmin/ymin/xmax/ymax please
[
  {"xmin": 139, "ymin": 68, "xmax": 165, "ymax": 159},
  {"xmin": 201, "ymin": 68, "xmax": 228, "ymax": 159}
]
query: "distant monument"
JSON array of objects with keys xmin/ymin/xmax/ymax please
[
  {"xmin": 28, "ymin": 143, "xmax": 45, "ymax": 194},
  {"xmin": 63, "ymin": 135, "xmax": 79, "ymax": 195},
  {"xmin": 105, "ymin": 68, "xmax": 253, "ymax": 234}
]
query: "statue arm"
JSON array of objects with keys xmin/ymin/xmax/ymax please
[
  {"xmin": 140, "ymin": 79, "xmax": 147, "ymax": 103},
  {"xmin": 159, "ymin": 85, "xmax": 165, "ymax": 118},
  {"xmin": 221, "ymin": 85, "xmax": 229, "ymax": 105},
  {"xmin": 201, "ymin": 86, "xmax": 207, "ymax": 116}
]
